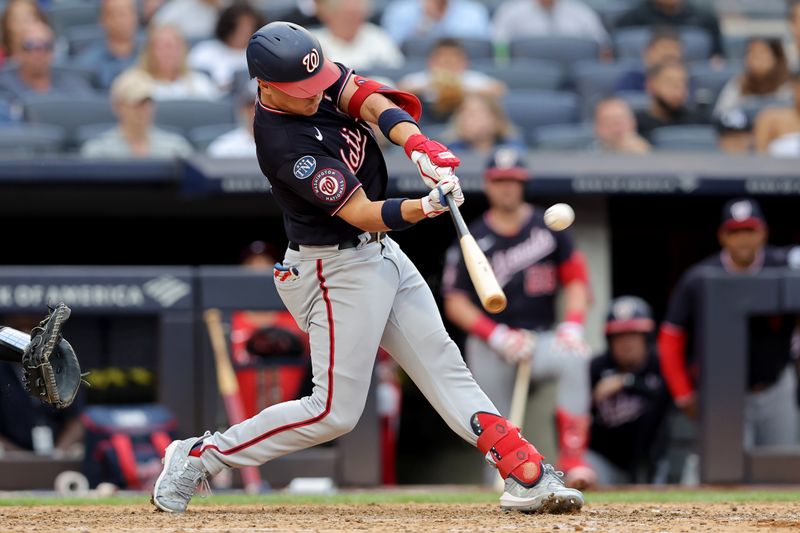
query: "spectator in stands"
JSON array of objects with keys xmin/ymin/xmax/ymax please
[
  {"xmin": 492, "ymin": 0, "xmax": 610, "ymax": 49},
  {"xmin": 636, "ymin": 60, "xmax": 706, "ymax": 141},
  {"xmin": 0, "ymin": 316, "xmax": 84, "ymax": 458},
  {"xmin": 658, "ymin": 198, "xmax": 799, "ymax": 447},
  {"xmin": 0, "ymin": 0, "xmax": 47, "ymax": 66},
  {"xmin": 138, "ymin": 24, "xmax": 219, "ymax": 100},
  {"xmin": 714, "ymin": 38, "xmax": 791, "ymax": 119},
  {"xmin": 593, "ymin": 97, "xmax": 651, "ymax": 154},
  {"xmin": 399, "ymin": 38, "xmax": 504, "ymax": 121},
  {"xmin": 207, "ymin": 90, "xmax": 255, "ymax": 157},
  {"xmin": 141, "ymin": 0, "xmax": 167, "ymax": 27},
  {"xmin": 785, "ymin": 0, "xmax": 800, "ymax": 71},
  {"xmin": 153, "ymin": 0, "xmax": 222, "ymax": 42},
  {"xmin": 443, "ymin": 93, "xmax": 522, "ymax": 155},
  {"xmin": 310, "ymin": 0, "xmax": 403, "ymax": 71},
  {"xmin": 380, "ymin": 0, "xmax": 491, "ymax": 45},
  {"xmin": 615, "ymin": 0, "xmax": 723, "ymax": 60},
  {"xmin": 715, "ymin": 108, "xmax": 752, "ymax": 154},
  {"xmin": 81, "ymin": 68, "xmax": 193, "ymax": 158},
  {"xmin": 617, "ymin": 27, "xmax": 683, "ymax": 93},
  {"xmin": 188, "ymin": 2, "xmax": 265, "ymax": 92},
  {"xmin": 754, "ymin": 72, "xmax": 800, "ymax": 157},
  {"xmin": 74, "ymin": 0, "xmax": 141, "ymax": 90},
  {"xmin": 0, "ymin": 22, "xmax": 92, "ymax": 100},
  {"xmin": 589, "ymin": 296, "xmax": 670, "ymax": 485}
]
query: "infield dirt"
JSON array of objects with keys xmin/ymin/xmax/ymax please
[{"xmin": 1, "ymin": 502, "xmax": 799, "ymax": 532}]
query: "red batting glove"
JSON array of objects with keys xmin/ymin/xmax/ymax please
[{"xmin": 404, "ymin": 133, "xmax": 460, "ymax": 188}]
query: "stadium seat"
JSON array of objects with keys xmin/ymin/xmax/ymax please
[
  {"xmin": 502, "ymin": 90, "xmax": 579, "ymax": 143},
  {"xmin": 154, "ymin": 100, "xmax": 236, "ymax": 136},
  {"xmin": 23, "ymin": 94, "xmax": 115, "ymax": 147},
  {"xmin": 75, "ymin": 122, "xmax": 186, "ymax": 148},
  {"xmin": 689, "ymin": 63, "xmax": 741, "ymax": 109},
  {"xmin": 48, "ymin": 2, "xmax": 101, "ymax": 36},
  {"xmin": 0, "ymin": 123, "xmax": 66, "ymax": 156},
  {"xmin": 723, "ymin": 34, "xmax": 748, "ymax": 63},
  {"xmin": 361, "ymin": 60, "xmax": 427, "ymax": 85},
  {"xmin": 582, "ymin": 0, "xmax": 638, "ymax": 30},
  {"xmin": 66, "ymin": 25, "xmax": 105, "ymax": 57},
  {"xmin": 571, "ymin": 59, "xmax": 641, "ymax": 117},
  {"xmin": 650, "ymin": 124, "xmax": 719, "ymax": 151},
  {"xmin": 615, "ymin": 90, "xmax": 650, "ymax": 114},
  {"xmin": 401, "ymin": 37, "xmax": 495, "ymax": 61},
  {"xmin": 614, "ymin": 26, "xmax": 713, "ymax": 62},
  {"xmin": 478, "ymin": 59, "xmax": 564, "ymax": 91},
  {"xmin": 509, "ymin": 36, "xmax": 600, "ymax": 66},
  {"xmin": 532, "ymin": 122, "xmax": 596, "ymax": 150},
  {"xmin": 189, "ymin": 124, "xmax": 239, "ymax": 152}
]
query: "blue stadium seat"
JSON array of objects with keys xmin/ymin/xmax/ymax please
[
  {"xmin": 362, "ymin": 60, "xmax": 427, "ymax": 85},
  {"xmin": 509, "ymin": 36, "xmax": 600, "ymax": 66},
  {"xmin": 401, "ymin": 37, "xmax": 495, "ymax": 61},
  {"xmin": 723, "ymin": 34, "xmax": 748, "ymax": 63},
  {"xmin": 650, "ymin": 124, "xmax": 719, "ymax": 151},
  {"xmin": 570, "ymin": 59, "xmax": 640, "ymax": 117},
  {"xmin": 532, "ymin": 122, "xmax": 596, "ymax": 150},
  {"xmin": 502, "ymin": 90, "xmax": 579, "ymax": 143},
  {"xmin": 614, "ymin": 26, "xmax": 713, "ymax": 62},
  {"xmin": 0, "ymin": 123, "xmax": 66, "ymax": 155},
  {"xmin": 478, "ymin": 59, "xmax": 563, "ymax": 91},
  {"xmin": 689, "ymin": 63, "xmax": 741, "ymax": 109},
  {"xmin": 189, "ymin": 124, "xmax": 239, "ymax": 152},
  {"xmin": 615, "ymin": 90, "xmax": 650, "ymax": 114},
  {"xmin": 23, "ymin": 94, "xmax": 114, "ymax": 147},
  {"xmin": 48, "ymin": 2, "xmax": 100, "ymax": 36},
  {"xmin": 75, "ymin": 122, "xmax": 185, "ymax": 148},
  {"xmin": 583, "ymin": 0, "xmax": 638, "ymax": 30},
  {"xmin": 154, "ymin": 99, "xmax": 236, "ymax": 136},
  {"xmin": 66, "ymin": 25, "xmax": 105, "ymax": 57}
]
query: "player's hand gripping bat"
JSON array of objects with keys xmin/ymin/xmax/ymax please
[
  {"xmin": 444, "ymin": 194, "xmax": 507, "ymax": 314},
  {"xmin": 204, "ymin": 308, "xmax": 263, "ymax": 494}
]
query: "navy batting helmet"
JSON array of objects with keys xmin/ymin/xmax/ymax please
[
  {"xmin": 605, "ymin": 296, "xmax": 655, "ymax": 335},
  {"xmin": 246, "ymin": 21, "xmax": 339, "ymax": 98}
]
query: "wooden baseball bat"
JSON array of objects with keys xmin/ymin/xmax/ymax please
[
  {"xmin": 492, "ymin": 357, "xmax": 532, "ymax": 491},
  {"xmin": 445, "ymin": 195, "xmax": 507, "ymax": 314},
  {"xmin": 203, "ymin": 308, "xmax": 263, "ymax": 494}
]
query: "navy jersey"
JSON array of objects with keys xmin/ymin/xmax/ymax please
[
  {"xmin": 589, "ymin": 349, "xmax": 670, "ymax": 476},
  {"xmin": 664, "ymin": 246, "xmax": 800, "ymax": 389},
  {"xmin": 253, "ymin": 63, "xmax": 388, "ymax": 245},
  {"xmin": 442, "ymin": 206, "xmax": 577, "ymax": 331}
]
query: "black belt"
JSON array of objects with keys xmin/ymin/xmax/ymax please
[{"xmin": 288, "ymin": 232, "xmax": 383, "ymax": 251}]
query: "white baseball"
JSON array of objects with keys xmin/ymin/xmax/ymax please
[{"xmin": 544, "ymin": 203, "xmax": 575, "ymax": 231}]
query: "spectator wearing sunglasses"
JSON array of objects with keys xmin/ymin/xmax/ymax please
[{"xmin": 0, "ymin": 22, "xmax": 92, "ymax": 100}]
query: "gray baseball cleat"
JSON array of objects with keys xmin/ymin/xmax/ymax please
[
  {"xmin": 151, "ymin": 432, "xmax": 211, "ymax": 513},
  {"xmin": 500, "ymin": 463, "xmax": 584, "ymax": 513}
]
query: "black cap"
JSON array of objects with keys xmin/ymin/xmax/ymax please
[
  {"xmin": 484, "ymin": 146, "xmax": 529, "ymax": 181},
  {"xmin": 720, "ymin": 198, "xmax": 766, "ymax": 231},
  {"xmin": 605, "ymin": 296, "xmax": 654, "ymax": 335}
]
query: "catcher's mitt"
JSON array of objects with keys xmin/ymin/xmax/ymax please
[{"xmin": 22, "ymin": 302, "xmax": 83, "ymax": 409}]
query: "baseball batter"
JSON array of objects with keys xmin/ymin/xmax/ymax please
[
  {"xmin": 442, "ymin": 148, "xmax": 595, "ymax": 489},
  {"xmin": 151, "ymin": 22, "xmax": 584, "ymax": 513}
]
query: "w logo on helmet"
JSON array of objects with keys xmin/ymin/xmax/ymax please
[{"xmin": 302, "ymin": 49, "xmax": 320, "ymax": 73}]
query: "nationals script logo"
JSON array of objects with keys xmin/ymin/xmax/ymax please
[
  {"xmin": 312, "ymin": 168, "xmax": 347, "ymax": 203},
  {"xmin": 339, "ymin": 127, "xmax": 366, "ymax": 174},
  {"xmin": 302, "ymin": 48, "xmax": 320, "ymax": 73}
]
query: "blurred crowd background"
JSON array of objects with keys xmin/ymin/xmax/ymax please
[
  {"xmin": 0, "ymin": 0, "xmax": 800, "ymax": 156},
  {"xmin": 0, "ymin": 0, "xmax": 799, "ymax": 492}
]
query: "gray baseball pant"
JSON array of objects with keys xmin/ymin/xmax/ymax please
[
  {"xmin": 198, "ymin": 236, "xmax": 498, "ymax": 476},
  {"xmin": 744, "ymin": 365, "xmax": 798, "ymax": 448}
]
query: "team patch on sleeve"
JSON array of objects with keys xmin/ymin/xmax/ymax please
[
  {"xmin": 293, "ymin": 156, "xmax": 317, "ymax": 179},
  {"xmin": 312, "ymin": 168, "xmax": 347, "ymax": 203}
]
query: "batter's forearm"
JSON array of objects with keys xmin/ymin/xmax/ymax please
[{"xmin": 563, "ymin": 281, "xmax": 590, "ymax": 318}]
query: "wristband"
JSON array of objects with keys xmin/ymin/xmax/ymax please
[
  {"xmin": 470, "ymin": 315, "xmax": 498, "ymax": 341},
  {"xmin": 378, "ymin": 108, "xmax": 417, "ymax": 142},
  {"xmin": 381, "ymin": 198, "xmax": 413, "ymax": 231}
]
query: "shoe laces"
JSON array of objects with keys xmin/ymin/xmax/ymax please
[
  {"xmin": 542, "ymin": 463, "xmax": 567, "ymax": 487},
  {"xmin": 171, "ymin": 461, "xmax": 210, "ymax": 501}
]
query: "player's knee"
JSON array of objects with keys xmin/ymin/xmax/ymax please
[{"xmin": 322, "ymin": 412, "xmax": 361, "ymax": 438}]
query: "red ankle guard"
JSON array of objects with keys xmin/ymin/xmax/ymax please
[{"xmin": 471, "ymin": 412, "xmax": 543, "ymax": 486}]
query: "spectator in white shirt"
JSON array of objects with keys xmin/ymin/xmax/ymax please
[
  {"xmin": 381, "ymin": 0, "xmax": 491, "ymax": 45},
  {"xmin": 154, "ymin": 0, "xmax": 222, "ymax": 42},
  {"xmin": 207, "ymin": 90, "xmax": 256, "ymax": 157},
  {"xmin": 399, "ymin": 38, "xmax": 504, "ymax": 121},
  {"xmin": 139, "ymin": 24, "xmax": 220, "ymax": 100},
  {"xmin": 188, "ymin": 2, "xmax": 265, "ymax": 92},
  {"xmin": 310, "ymin": 0, "xmax": 404, "ymax": 70},
  {"xmin": 492, "ymin": 0, "xmax": 609, "ymax": 48}
]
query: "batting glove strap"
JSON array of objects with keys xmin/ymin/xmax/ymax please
[
  {"xmin": 420, "ymin": 177, "xmax": 464, "ymax": 218},
  {"xmin": 405, "ymin": 134, "xmax": 461, "ymax": 188}
]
